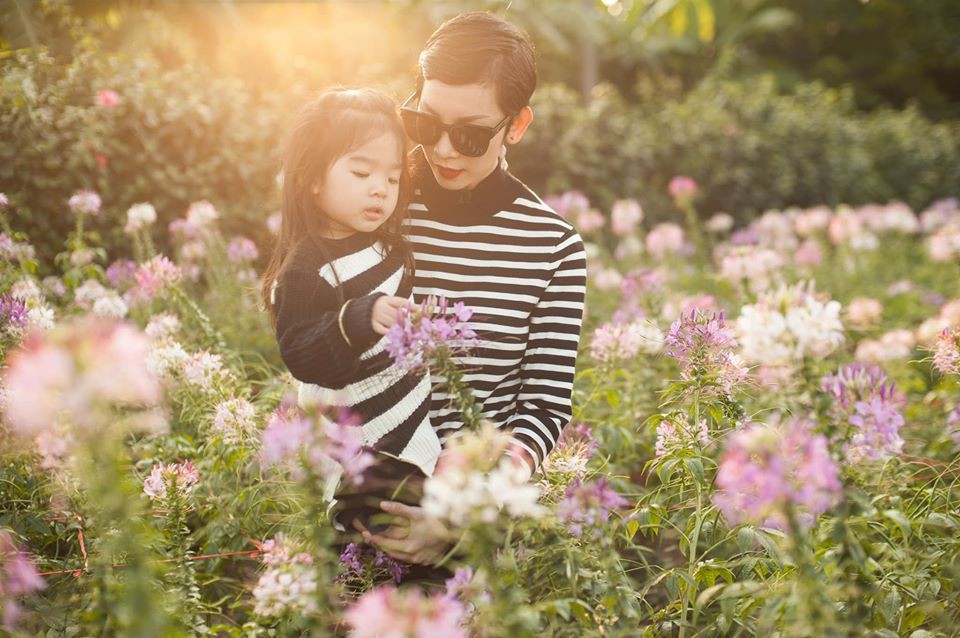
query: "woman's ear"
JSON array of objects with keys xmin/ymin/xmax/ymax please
[{"xmin": 505, "ymin": 106, "xmax": 533, "ymax": 145}]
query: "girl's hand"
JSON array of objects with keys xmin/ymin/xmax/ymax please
[{"xmin": 371, "ymin": 296, "xmax": 414, "ymax": 335}]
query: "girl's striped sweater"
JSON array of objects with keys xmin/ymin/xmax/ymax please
[{"xmin": 271, "ymin": 231, "xmax": 441, "ymax": 477}]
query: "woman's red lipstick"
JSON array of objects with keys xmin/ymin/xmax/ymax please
[{"xmin": 437, "ymin": 166, "xmax": 464, "ymax": 180}]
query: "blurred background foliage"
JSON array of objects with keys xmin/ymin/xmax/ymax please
[{"xmin": 1, "ymin": 0, "xmax": 959, "ymax": 264}]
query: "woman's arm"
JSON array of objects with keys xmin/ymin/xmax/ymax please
[{"xmin": 503, "ymin": 228, "xmax": 587, "ymax": 473}]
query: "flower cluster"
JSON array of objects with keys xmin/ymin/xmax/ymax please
[
  {"xmin": 133, "ymin": 255, "xmax": 182, "ymax": 303},
  {"xmin": 854, "ymin": 329, "xmax": 915, "ymax": 363},
  {"xmin": 227, "ymin": 236, "xmax": 259, "ymax": 263},
  {"xmin": 575, "ymin": 208, "xmax": 606, "ymax": 235},
  {"xmin": 846, "ymin": 297, "xmax": 883, "ymax": 328},
  {"xmin": 421, "ymin": 425, "xmax": 544, "ymax": 527},
  {"xmin": 2, "ymin": 317, "xmax": 165, "ymax": 439},
  {"xmin": 932, "ymin": 327, "xmax": 960, "ymax": 376},
  {"xmin": 668, "ymin": 176, "xmax": 698, "ymax": 203},
  {"xmin": 143, "ymin": 461, "xmax": 200, "ymax": 501},
  {"xmin": 181, "ymin": 350, "xmax": 230, "ymax": 392},
  {"xmin": 718, "ymin": 246, "xmax": 784, "ymax": 294},
  {"xmin": 665, "ymin": 310, "xmax": 748, "ymax": 395},
  {"xmin": 610, "ymin": 199, "xmax": 643, "ymax": 236},
  {"xmin": 252, "ymin": 535, "xmax": 317, "ymax": 618},
  {"xmin": 555, "ymin": 477, "xmax": 628, "ymax": 539},
  {"xmin": 947, "ymin": 405, "xmax": 960, "ymax": 446},
  {"xmin": 385, "ymin": 296, "xmax": 477, "ymax": 373},
  {"xmin": 169, "ymin": 200, "xmax": 220, "ymax": 240},
  {"xmin": 821, "ymin": 364, "xmax": 905, "ymax": 463},
  {"xmin": 106, "ymin": 259, "xmax": 138, "ymax": 290},
  {"xmin": 423, "ymin": 459, "xmax": 544, "ymax": 527},
  {"xmin": 68, "ymin": 190, "xmax": 101, "ymax": 216},
  {"xmin": 1, "ymin": 531, "xmax": 46, "ymax": 630},
  {"xmin": 590, "ymin": 319, "xmax": 664, "ymax": 364},
  {"xmin": 655, "ymin": 415, "xmax": 710, "ymax": 458},
  {"xmin": 645, "ymin": 223, "xmax": 685, "ymax": 260},
  {"xmin": 211, "ymin": 398, "xmax": 258, "ymax": 443},
  {"xmin": 344, "ymin": 584, "xmax": 468, "ymax": 638},
  {"xmin": 124, "ymin": 202, "xmax": 157, "ymax": 235},
  {"xmin": 735, "ymin": 282, "xmax": 844, "ymax": 367},
  {"xmin": 713, "ymin": 419, "xmax": 842, "ymax": 529},
  {"xmin": 0, "ymin": 233, "xmax": 36, "ymax": 263},
  {"xmin": 544, "ymin": 191, "xmax": 590, "ymax": 219},
  {"xmin": 926, "ymin": 220, "xmax": 960, "ymax": 263},
  {"xmin": 337, "ymin": 542, "xmax": 409, "ymax": 586},
  {"xmin": 0, "ymin": 294, "xmax": 29, "ymax": 333},
  {"xmin": 260, "ymin": 405, "xmax": 373, "ymax": 488},
  {"xmin": 542, "ymin": 422, "xmax": 598, "ymax": 478}
]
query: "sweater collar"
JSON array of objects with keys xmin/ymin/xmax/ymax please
[{"xmin": 411, "ymin": 146, "xmax": 518, "ymax": 219}]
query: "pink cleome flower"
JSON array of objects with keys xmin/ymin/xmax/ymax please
[
  {"xmin": 1, "ymin": 530, "xmax": 46, "ymax": 629},
  {"xmin": 143, "ymin": 461, "xmax": 200, "ymax": 501},
  {"xmin": 96, "ymin": 89, "xmax": 120, "ymax": 108},
  {"xmin": 1, "ymin": 318, "xmax": 162, "ymax": 438},
  {"xmin": 344, "ymin": 584, "xmax": 468, "ymax": 638},
  {"xmin": 713, "ymin": 419, "xmax": 842, "ymax": 529},
  {"xmin": 134, "ymin": 255, "xmax": 182, "ymax": 302}
]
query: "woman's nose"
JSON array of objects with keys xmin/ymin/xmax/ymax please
[{"xmin": 434, "ymin": 131, "xmax": 459, "ymax": 158}]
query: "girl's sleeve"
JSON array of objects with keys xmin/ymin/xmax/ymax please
[{"xmin": 274, "ymin": 265, "xmax": 385, "ymax": 389}]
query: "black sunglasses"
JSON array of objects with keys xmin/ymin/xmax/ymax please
[{"xmin": 400, "ymin": 93, "xmax": 512, "ymax": 158}]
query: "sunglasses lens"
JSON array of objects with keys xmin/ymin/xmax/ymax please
[
  {"xmin": 402, "ymin": 110, "xmax": 442, "ymax": 146},
  {"xmin": 451, "ymin": 126, "xmax": 492, "ymax": 158}
]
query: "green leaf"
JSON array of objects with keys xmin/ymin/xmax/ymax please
[
  {"xmin": 682, "ymin": 456, "xmax": 705, "ymax": 482},
  {"xmin": 882, "ymin": 509, "xmax": 912, "ymax": 539}
]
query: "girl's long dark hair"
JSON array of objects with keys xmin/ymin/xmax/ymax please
[{"xmin": 261, "ymin": 88, "xmax": 414, "ymax": 326}]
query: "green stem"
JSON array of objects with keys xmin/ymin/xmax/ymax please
[
  {"xmin": 169, "ymin": 284, "xmax": 226, "ymax": 352},
  {"xmin": 439, "ymin": 348, "xmax": 481, "ymax": 430}
]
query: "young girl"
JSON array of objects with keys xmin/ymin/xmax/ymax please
[{"xmin": 260, "ymin": 88, "xmax": 441, "ymax": 531}]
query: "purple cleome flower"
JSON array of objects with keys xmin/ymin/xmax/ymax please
[
  {"xmin": 337, "ymin": 542, "xmax": 410, "ymax": 586},
  {"xmin": 106, "ymin": 259, "xmax": 138, "ymax": 290},
  {"xmin": 385, "ymin": 296, "xmax": 478, "ymax": 373},
  {"xmin": 260, "ymin": 404, "xmax": 374, "ymax": 486},
  {"xmin": 665, "ymin": 309, "xmax": 747, "ymax": 394},
  {"xmin": 556, "ymin": 477, "xmax": 629, "ymax": 538},
  {"xmin": 0, "ymin": 295, "xmax": 29, "ymax": 330},
  {"xmin": 821, "ymin": 364, "xmax": 905, "ymax": 463}
]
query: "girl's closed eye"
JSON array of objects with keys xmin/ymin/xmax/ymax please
[{"xmin": 352, "ymin": 171, "xmax": 370, "ymax": 178}]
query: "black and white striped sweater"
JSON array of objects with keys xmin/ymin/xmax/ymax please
[
  {"xmin": 272, "ymin": 231, "xmax": 441, "ymax": 477},
  {"xmin": 406, "ymin": 151, "xmax": 587, "ymax": 473}
]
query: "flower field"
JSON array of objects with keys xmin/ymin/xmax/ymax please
[{"xmin": 1, "ymin": 187, "xmax": 960, "ymax": 637}]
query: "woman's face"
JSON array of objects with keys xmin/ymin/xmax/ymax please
[{"xmin": 416, "ymin": 80, "xmax": 509, "ymax": 191}]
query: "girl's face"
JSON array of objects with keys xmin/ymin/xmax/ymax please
[{"xmin": 313, "ymin": 132, "xmax": 403, "ymax": 239}]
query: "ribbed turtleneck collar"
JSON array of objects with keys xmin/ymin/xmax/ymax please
[{"xmin": 411, "ymin": 146, "xmax": 520, "ymax": 221}]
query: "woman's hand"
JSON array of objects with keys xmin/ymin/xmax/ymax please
[
  {"xmin": 371, "ymin": 296, "xmax": 414, "ymax": 335},
  {"xmin": 353, "ymin": 501, "xmax": 453, "ymax": 565}
]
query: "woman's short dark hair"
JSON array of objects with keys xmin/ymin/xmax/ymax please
[{"xmin": 417, "ymin": 11, "xmax": 537, "ymax": 117}]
